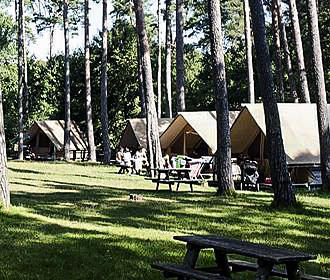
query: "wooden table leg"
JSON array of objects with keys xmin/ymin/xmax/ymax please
[
  {"xmin": 183, "ymin": 243, "xmax": 201, "ymax": 268},
  {"xmin": 214, "ymin": 249, "xmax": 231, "ymax": 277},
  {"xmin": 286, "ymin": 262, "xmax": 301, "ymax": 280},
  {"xmin": 156, "ymin": 172, "xmax": 161, "ymax": 191},
  {"xmin": 173, "ymin": 244, "xmax": 201, "ymax": 280},
  {"xmin": 256, "ymin": 259, "xmax": 274, "ymax": 280}
]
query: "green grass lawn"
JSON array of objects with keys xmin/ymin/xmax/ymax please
[{"xmin": 1, "ymin": 160, "xmax": 329, "ymax": 280}]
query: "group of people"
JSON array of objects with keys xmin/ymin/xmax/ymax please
[
  {"xmin": 116, "ymin": 146, "xmax": 176, "ymax": 175},
  {"xmin": 116, "ymin": 146, "xmax": 148, "ymax": 175}
]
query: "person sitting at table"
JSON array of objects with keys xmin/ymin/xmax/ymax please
[
  {"xmin": 116, "ymin": 147, "xmax": 124, "ymax": 164},
  {"xmin": 133, "ymin": 146, "xmax": 144, "ymax": 175},
  {"xmin": 122, "ymin": 147, "xmax": 132, "ymax": 173},
  {"xmin": 163, "ymin": 153, "xmax": 172, "ymax": 169}
]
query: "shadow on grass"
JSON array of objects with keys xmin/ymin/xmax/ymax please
[
  {"xmin": 0, "ymin": 211, "xmax": 182, "ymax": 280},
  {"xmin": 5, "ymin": 167, "xmax": 330, "ymax": 280},
  {"xmin": 8, "ymin": 167, "xmax": 47, "ymax": 175}
]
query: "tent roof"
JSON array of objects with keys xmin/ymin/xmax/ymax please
[
  {"xmin": 119, "ymin": 118, "xmax": 173, "ymax": 149},
  {"xmin": 160, "ymin": 111, "xmax": 240, "ymax": 154},
  {"xmin": 231, "ymin": 103, "xmax": 327, "ymax": 165},
  {"xmin": 28, "ymin": 120, "xmax": 88, "ymax": 151}
]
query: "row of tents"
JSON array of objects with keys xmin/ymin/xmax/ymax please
[
  {"xmin": 26, "ymin": 104, "xmax": 323, "ymax": 182},
  {"xmin": 121, "ymin": 104, "xmax": 320, "ymax": 165},
  {"xmin": 120, "ymin": 103, "xmax": 323, "ymax": 183}
]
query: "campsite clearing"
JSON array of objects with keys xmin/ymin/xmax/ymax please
[{"xmin": 1, "ymin": 161, "xmax": 329, "ymax": 280}]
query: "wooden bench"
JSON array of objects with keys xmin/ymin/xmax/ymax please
[
  {"xmin": 152, "ymin": 235, "xmax": 321, "ymax": 280},
  {"xmin": 196, "ymin": 260, "xmax": 328, "ymax": 280},
  {"xmin": 227, "ymin": 260, "xmax": 329, "ymax": 280},
  {"xmin": 151, "ymin": 167, "xmax": 202, "ymax": 191},
  {"xmin": 151, "ymin": 263, "xmax": 229, "ymax": 280},
  {"xmin": 152, "ymin": 178, "xmax": 201, "ymax": 191},
  {"xmin": 116, "ymin": 164, "xmax": 131, "ymax": 174}
]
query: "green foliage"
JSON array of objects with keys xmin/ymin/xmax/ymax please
[
  {"xmin": 27, "ymin": 58, "xmax": 63, "ymax": 124},
  {"xmin": 0, "ymin": 12, "xmax": 18, "ymax": 151},
  {"xmin": 30, "ymin": 0, "xmax": 84, "ymax": 35}
]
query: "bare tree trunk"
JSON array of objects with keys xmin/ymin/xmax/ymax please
[
  {"xmin": 85, "ymin": 0, "xmax": 96, "ymax": 162},
  {"xmin": 22, "ymin": 4, "xmax": 28, "ymax": 117},
  {"xmin": 165, "ymin": 0, "xmax": 172, "ymax": 118},
  {"xmin": 276, "ymin": 0, "xmax": 298, "ymax": 102},
  {"xmin": 137, "ymin": 38, "xmax": 146, "ymax": 117},
  {"xmin": 17, "ymin": 0, "xmax": 24, "ymax": 160},
  {"xmin": 244, "ymin": 0, "xmax": 255, "ymax": 104},
  {"xmin": 272, "ymin": 0, "xmax": 285, "ymax": 102},
  {"xmin": 49, "ymin": 24, "xmax": 55, "ymax": 60},
  {"xmin": 134, "ymin": 0, "xmax": 163, "ymax": 175},
  {"xmin": 157, "ymin": 0, "xmax": 162, "ymax": 118},
  {"xmin": 0, "ymin": 83, "xmax": 10, "ymax": 209},
  {"xmin": 208, "ymin": 0, "xmax": 234, "ymax": 195},
  {"xmin": 176, "ymin": 0, "xmax": 185, "ymax": 113},
  {"xmin": 63, "ymin": 0, "xmax": 71, "ymax": 161},
  {"xmin": 249, "ymin": 0, "xmax": 296, "ymax": 207},
  {"xmin": 307, "ymin": 0, "xmax": 330, "ymax": 191},
  {"xmin": 288, "ymin": 0, "xmax": 310, "ymax": 103},
  {"xmin": 129, "ymin": 0, "xmax": 146, "ymax": 117},
  {"xmin": 100, "ymin": 0, "xmax": 111, "ymax": 164}
]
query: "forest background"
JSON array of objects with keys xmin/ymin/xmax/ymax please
[{"xmin": 0, "ymin": 0, "xmax": 329, "ymax": 155}]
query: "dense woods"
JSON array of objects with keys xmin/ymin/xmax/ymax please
[
  {"xmin": 0, "ymin": 0, "xmax": 329, "ymax": 151},
  {"xmin": 0, "ymin": 0, "xmax": 330, "ymax": 206}
]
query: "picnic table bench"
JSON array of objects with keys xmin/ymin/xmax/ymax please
[
  {"xmin": 151, "ymin": 168, "xmax": 202, "ymax": 191},
  {"xmin": 152, "ymin": 235, "xmax": 324, "ymax": 280}
]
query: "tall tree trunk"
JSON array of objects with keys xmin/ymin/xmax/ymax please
[
  {"xmin": 137, "ymin": 38, "xmax": 146, "ymax": 117},
  {"xmin": 0, "ymin": 83, "xmax": 10, "ymax": 209},
  {"xmin": 49, "ymin": 24, "xmax": 55, "ymax": 60},
  {"xmin": 288, "ymin": 0, "xmax": 310, "ymax": 103},
  {"xmin": 157, "ymin": 0, "xmax": 162, "ymax": 118},
  {"xmin": 165, "ymin": 0, "xmax": 172, "ymax": 118},
  {"xmin": 128, "ymin": 0, "xmax": 146, "ymax": 118},
  {"xmin": 17, "ymin": 0, "xmax": 24, "ymax": 160},
  {"xmin": 85, "ymin": 0, "xmax": 96, "ymax": 162},
  {"xmin": 22, "ymin": 5, "xmax": 28, "ymax": 117},
  {"xmin": 276, "ymin": 0, "xmax": 298, "ymax": 102},
  {"xmin": 100, "ymin": 0, "xmax": 111, "ymax": 164},
  {"xmin": 243, "ymin": 0, "xmax": 255, "ymax": 104},
  {"xmin": 249, "ymin": 0, "xmax": 296, "ymax": 207},
  {"xmin": 176, "ymin": 0, "xmax": 185, "ymax": 113},
  {"xmin": 307, "ymin": 0, "xmax": 330, "ymax": 191},
  {"xmin": 208, "ymin": 0, "xmax": 234, "ymax": 195},
  {"xmin": 134, "ymin": 0, "xmax": 163, "ymax": 175},
  {"xmin": 63, "ymin": 0, "xmax": 71, "ymax": 161},
  {"xmin": 272, "ymin": 0, "xmax": 284, "ymax": 102}
]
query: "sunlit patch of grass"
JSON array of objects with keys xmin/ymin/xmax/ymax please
[{"xmin": 0, "ymin": 160, "xmax": 329, "ymax": 279}]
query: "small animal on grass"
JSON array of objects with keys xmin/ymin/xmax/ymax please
[{"xmin": 129, "ymin": 194, "xmax": 143, "ymax": 201}]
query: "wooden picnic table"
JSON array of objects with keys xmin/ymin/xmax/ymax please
[
  {"xmin": 152, "ymin": 167, "xmax": 201, "ymax": 191},
  {"xmin": 152, "ymin": 235, "xmax": 319, "ymax": 280}
]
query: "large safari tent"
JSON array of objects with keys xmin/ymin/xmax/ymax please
[
  {"xmin": 231, "ymin": 104, "xmax": 324, "ymax": 183},
  {"xmin": 119, "ymin": 118, "xmax": 173, "ymax": 150},
  {"xmin": 27, "ymin": 120, "xmax": 88, "ymax": 160},
  {"xmin": 160, "ymin": 111, "xmax": 240, "ymax": 157}
]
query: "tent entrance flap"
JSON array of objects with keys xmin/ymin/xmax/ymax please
[{"xmin": 169, "ymin": 124, "xmax": 209, "ymax": 156}]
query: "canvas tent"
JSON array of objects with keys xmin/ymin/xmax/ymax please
[
  {"xmin": 119, "ymin": 118, "xmax": 172, "ymax": 150},
  {"xmin": 160, "ymin": 111, "xmax": 240, "ymax": 156},
  {"xmin": 231, "ymin": 104, "xmax": 325, "ymax": 183},
  {"xmin": 27, "ymin": 120, "xmax": 88, "ymax": 160}
]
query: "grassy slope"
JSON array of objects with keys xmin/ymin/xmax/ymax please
[{"xmin": 0, "ymin": 161, "xmax": 329, "ymax": 280}]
